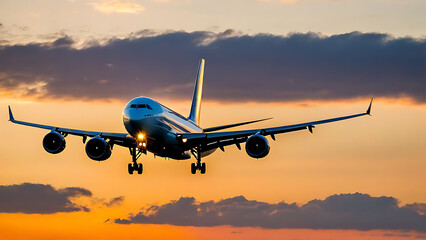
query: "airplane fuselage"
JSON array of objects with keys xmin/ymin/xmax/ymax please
[{"xmin": 122, "ymin": 97, "xmax": 203, "ymax": 160}]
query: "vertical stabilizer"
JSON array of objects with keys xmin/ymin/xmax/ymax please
[{"xmin": 188, "ymin": 59, "xmax": 205, "ymax": 126}]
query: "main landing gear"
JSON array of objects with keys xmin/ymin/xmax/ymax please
[
  {"xmin": 128, "ymin": 147, "xmax": 144, "ymax": 175},
  {"xmin": 191, "ymin": 162, "xmax": 206, "ymax": 174},
  {"xmin": 191, "ymin": 146, "xmax": 206, "ymax": 174}
]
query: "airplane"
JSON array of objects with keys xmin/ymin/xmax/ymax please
[{"xmin": 8, "ymin": 59, "xmax": 373, "ymax": 175}]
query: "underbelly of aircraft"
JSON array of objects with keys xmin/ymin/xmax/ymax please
[{"xmin": 125, "ymin": 116, "xmax": 206, "ymax": 160}]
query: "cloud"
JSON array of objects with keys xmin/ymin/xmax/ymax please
[
  {"xmin": 89, "ymin": 0, "xmax": 144, "ymax": 14},
  {"xmin": 0, "ymin": 183, "xmax": 91, "ymax": 214},
  {"xmin": 0, "ymin": 183, "xmax": 124, "ymax": 214},
  {"xmin": 52, "ymin": 35, "xmax": 75, "ymax": 48},
  {"xmin": 405, "ymin": 203, "xmax": 426, "ymax": 215},
  {"xmin": 103, "ymin": 196, "xmax": 125, "ymax": 207},
  {"xmin": 114, "ymin": 193, "xmax": 426, "ymax": 232},
  {"xmin": 0, "ymin": 30, "xmax": 425, "ymax": 103}
]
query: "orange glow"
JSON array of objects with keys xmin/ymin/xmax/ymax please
[
  {"xmin": 0, "ymin": 213, "xmax": 424, "ymax": 240},
  {"xmin": 1, "ymin": 99, "xmax": 425, "ymax": 239}
]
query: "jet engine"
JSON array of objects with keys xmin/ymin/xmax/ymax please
[
  {"xmin": 43, "ymin": 131, "xmax": 66, "ymax": 154},
  {"xmin": 85, "ymin": 137, "xmax": 111, "ymax": 161},
  {"xmin": 245, "ymin": 134, "xmax": 270, "ymax": 159}
]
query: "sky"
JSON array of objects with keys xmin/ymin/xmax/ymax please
[{"xmin": 0, "ymin": 0, "xmax": 425, "ymax": 239}]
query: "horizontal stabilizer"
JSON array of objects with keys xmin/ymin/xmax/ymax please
[{"xmin": 203, "ymin": 118, "xmax": 272, "ymax": 132}]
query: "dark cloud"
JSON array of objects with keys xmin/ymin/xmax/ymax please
[
  {"xmin": 51, "ymin": 35, "xmax": 75, "ymax": 48},
  {"xmin": 0, "ymin": 183, "xmax": 91, "ymax": 214},
  {"xmin": 405, "ymin": 203, "xmax": 426, "ymax": 215},
  {"xmin": 114, "ymin": 193, "xmax": 426, "ymax": 232},
  {"xmin": 0, "ymin": 183, "xmax": 123, "ymax": 214},
  {"xmin": 0, "ymin": 30, "xmax": 425, "ymax": 102},
  {"xmin": 104, "ymin": 196, "xmax": 124, "ymax": 207}
]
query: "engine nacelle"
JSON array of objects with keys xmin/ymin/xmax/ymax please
[
  {"xmin": 245, "ymin": 134, "xmax": 270, "ymax": 159},
  {"xmin": 43, "ymin": 131, "xmax": 66, "ymax": 154},
  {"xmin": 85, "ymin": 137, "xmax": 111, "ymax": 161}
]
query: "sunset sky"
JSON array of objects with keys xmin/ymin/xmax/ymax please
[{"xmin": 0, "ymin": 0, "xmax": 425, "ymax": 239}]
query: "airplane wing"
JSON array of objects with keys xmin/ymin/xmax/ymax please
[
  {"xmin": 177, "ymin": 99, "xmax": 373, "ymax": 152},
  {"xmin": 8, "ymin": 106, "xmax": 135, "ymax": 148}
]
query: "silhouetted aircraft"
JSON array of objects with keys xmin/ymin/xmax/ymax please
[{"xmin": 9, "ymin": 59, "xmax": 373, "ymax": 174}]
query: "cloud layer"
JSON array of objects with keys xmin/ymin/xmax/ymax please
[
  {"xmin": 0, "ymin": 30, "xmax": 425, "ymax": 102},
  {"xmin": 115, "ymin": 193, "xmax": 426, "ymax": 231},
  {"xmin": 0, "ymin": 183, "xmax": 123, "ymax": 214}
]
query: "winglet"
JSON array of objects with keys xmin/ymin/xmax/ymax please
[
  {"xmin": 366, "ymin": 98, "xmax": 373, "ymax": 116},
  {"xmin": 8, "ymin": 105, "xmax": 15, "ymax": 121}
]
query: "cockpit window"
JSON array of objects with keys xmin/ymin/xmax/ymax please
[{"xmin": 130, "ymin": 104, "xmax": 153, "ymax": 110}]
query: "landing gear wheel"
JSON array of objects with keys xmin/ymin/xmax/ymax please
[
  {"xmin": 191, "ymin": 163, "xmax": 196, "ymax": 174},
  {"xmin": 128, "ymin": 163, "xmax": 134, "ymax": 175},
  {"xmin": 200, "ymin": 162, "xmax": 206, "ymax": 174},
  {"xmin": 137, "ymin": 163, "xmax": 143, "ymax": 174},
  {"xmin": 191, "ymin": 162, "xmax": 206, "ymax": 174}
]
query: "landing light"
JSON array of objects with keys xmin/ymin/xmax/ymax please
[
  {"xmin": 139, "ymin": 142, "xmax": 143, "ymax": 146},
  {"xmin": 138, "ymin": 134, "xmax": 144, "ymax": 140},
  {"xmin": 182, "ymin": 138, "xmax": 188, "ymax": 143},
  {"xmin": 142, "ymin": 142, "xmax": 146, "ymax": 147}
]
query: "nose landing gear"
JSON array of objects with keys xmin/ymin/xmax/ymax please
[
  {"xmin": 128, "ymin": 163, "xmax": 143, "ymax": 174},
  {"xmin": 128, "ymin": 147, "xmax": 145, "ymax": 175}
]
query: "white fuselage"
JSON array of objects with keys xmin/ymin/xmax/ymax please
[{"xmin": 122, "ymin": 97, "xmax": 203, "ymax": 159}]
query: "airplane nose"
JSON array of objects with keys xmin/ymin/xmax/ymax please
[
  {"xmin": 127, "ymin": 109, "xmax": 145, "ymax": 121},
  {"xmin": 123, "ymin": 109, "xmax": 147, "ymax": 135},
  {"xmin": 129, "ymin": 119, "xmax": 144, "ymax": 131}
]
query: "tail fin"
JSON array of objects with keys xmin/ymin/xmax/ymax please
[{"xmin": 188, "ymin": 59, "xmax": 205, "ymax": 126}]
